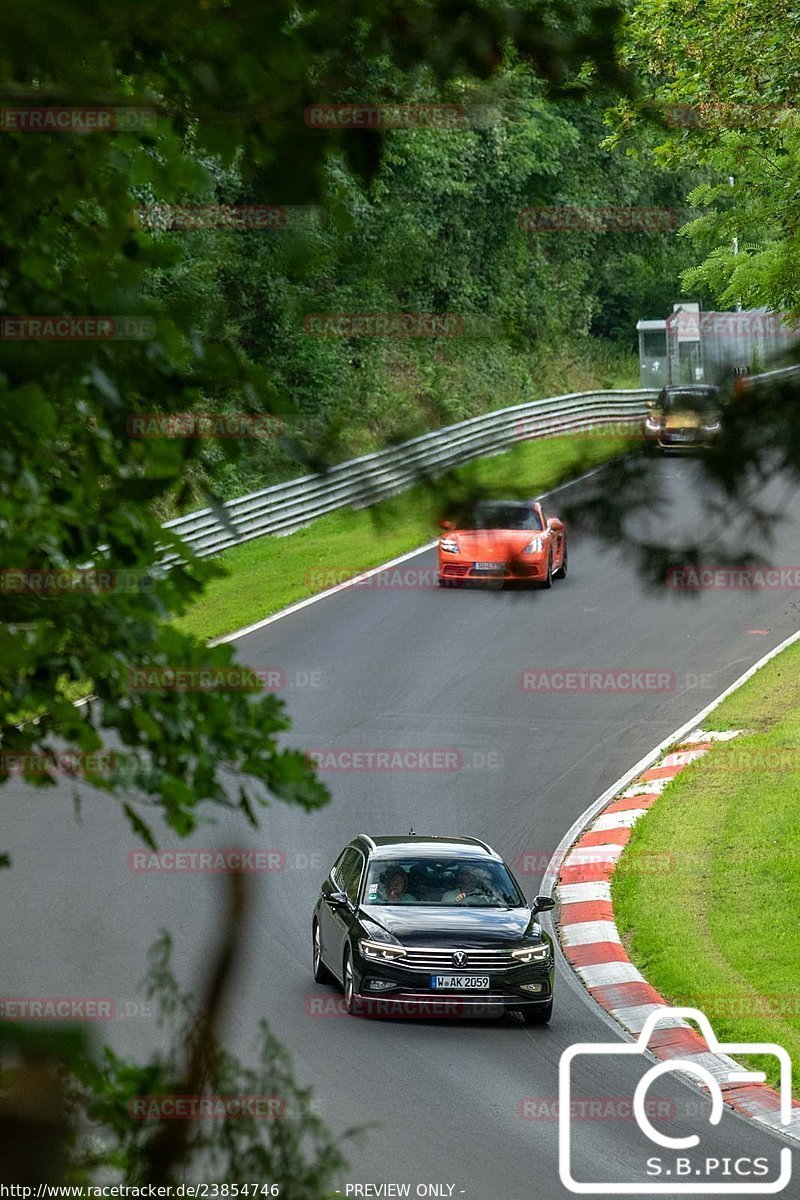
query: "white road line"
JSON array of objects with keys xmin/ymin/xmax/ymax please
[
  {"xmin": 209, "ymin": 458, "xmax": 622, "ymax": 646},
  {"xmin": 208, "ymin": 540, "xmax": 439, "ymax": 646}
]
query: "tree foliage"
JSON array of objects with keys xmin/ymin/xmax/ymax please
[
  {"xmin": 0, "ymin": 0, "xmax": 702, "ymax": 850},
  {"xmin": 609, "ymin": 0, "xmax": 800, "ymax": 314}
]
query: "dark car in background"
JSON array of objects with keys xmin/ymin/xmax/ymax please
[
  {"xmin": 312, "ymin": 834, "xmax": 556, "ymax": 1023},
  {"xmin": 643, "ymin": 383, "xmax": 721, "ymax": 451}
]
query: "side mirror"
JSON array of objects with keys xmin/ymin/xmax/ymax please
[
  {"xmin": 646, "ymin": 399, "xmax": 657, "ymax": 410},
  {"xmin": 326, "ymin": 890, "xmax": 350, "ymax": 909},
  {"xmin": 548, "ymin": 517, "xmax": 564, "ymax": 533},
  {"xmin": 439, "ymin": 519, "xmax": 453, "ymax": 531},
  {"xmin": 532, "ymin": 894, "xmax": 556, "ymax": 914}
]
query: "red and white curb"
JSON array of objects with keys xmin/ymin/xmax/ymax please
[{"xmin": 555, "ymin": 727, "xmax": 800, "ymax": 1143}]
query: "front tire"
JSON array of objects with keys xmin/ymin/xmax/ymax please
[
  {"xmin": 343, "ymin": 946, "xmax": 359, "ymax": 1015},
  {"xmin": 538, "ymin": 554, "xmax": 553, "ymax": 590},
  {"xmin": 521, "ymin": 1000, "xmax": 553, "ymax": 1025},
  {"xmin": 312, "ymin": 920, "xmax": 335, "ymax": 984},
  {"xmin": 553, "ymin": 541, "xmax": 568, "ymax": 580}
]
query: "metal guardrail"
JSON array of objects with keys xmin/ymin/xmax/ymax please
[{"xmin": 161, "ymin": 389, "xmax": 659, "ymax": 561}]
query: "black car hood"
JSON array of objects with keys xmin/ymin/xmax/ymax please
[{"xmin": 360, "ymin": 904, "xmax": 539, "ymax": 946}]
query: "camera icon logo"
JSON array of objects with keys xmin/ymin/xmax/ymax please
[{"xmin": 559, "ymin": 1007, "xmax": 793, "ymax": 1194}]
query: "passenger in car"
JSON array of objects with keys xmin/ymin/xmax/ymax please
[
  {"xmin": 407, "ymin": 865, "xmax": 434, "ymax": 902},
  {"xmin": 377, "ymin": 867, "xmax": 414, "ymax": 903}
]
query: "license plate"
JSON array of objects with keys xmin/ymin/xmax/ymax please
[
  {"xmin": 669, "ymin": 431, "xmax": 695, "ymax": 442},
  {"xmin": 430, "ymin": 975, "xmax": 490, "ymax": 989},
  {"xmin": 473, "ymin": 562, "xmax": 503, "ymax": 572}
]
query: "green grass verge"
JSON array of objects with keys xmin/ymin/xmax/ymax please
[
  {"xmin": 613, "ymin": 638, "xmax": 800, "ymax": 1094},
  {"xmin": 175, "ymin": 432, "xmax": 631, "ymax": 643}
]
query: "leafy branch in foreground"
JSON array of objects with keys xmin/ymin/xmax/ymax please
[{"xmin": 2, "ymin": 877, "xmax": 357, "ymax": 1191}]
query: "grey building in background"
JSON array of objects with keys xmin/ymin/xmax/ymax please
[{"xmin": 638, "ymin": 305, "xmax": 799, "ymax": 388}]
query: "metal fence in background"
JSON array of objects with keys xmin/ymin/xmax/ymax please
[{"xmin": 161, "ymin": 389, "xmax": 659, "ymax": 561}]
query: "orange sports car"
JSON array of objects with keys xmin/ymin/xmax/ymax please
[{"xmin": 438, "ymin": 499, "xmax": 567, "ymax": 588}]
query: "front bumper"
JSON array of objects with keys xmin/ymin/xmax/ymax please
[
  {"xmin": 438, "ymin": 555, "xmax": 549, "ymax": 583},
  {"xmin": 645, "ymin": 429, "xmax": 718, "ymax": 452},
  {"xmin": 352, "ymin": 956, "xmax": 554, "ymax": 1018}
]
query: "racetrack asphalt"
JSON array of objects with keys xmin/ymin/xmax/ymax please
[{"xmin": 4, "ymin": 455, "xmax": 800, "ymax": 1198}]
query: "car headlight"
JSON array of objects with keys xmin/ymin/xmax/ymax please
[
  {"xmin": 359, "ymin": 939, "xmax": 407, "ymax": 961},
  {"xmin": 510, "ymin": 943, "xmax": 550, "ymax": 964},
  {"xmin": 702, "ymin": 420, "xmax": 721, "ymax": 433},
  {"xmin": 523, "ymin": 536, "xmax": 544, "ymax": 554},
  {"xmin": 440, "ymin": 538, "xmax": 459, "ymax": 554},
  {"xmin": 644, "ymin": 416, "xmax": 662, "ymax": 432}
]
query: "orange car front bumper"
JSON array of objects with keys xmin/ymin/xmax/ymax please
[{"xmin": 438, "ymin": 554, "xmax": 549, "ymax": 583}]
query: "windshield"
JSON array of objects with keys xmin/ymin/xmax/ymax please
[
  {"xmin": 662, "ymin": 389, "xmax": 718, "ymax": 414},
  {"xmin": 460, "ymin": 502, "xmax": 543, "ymax": 532},
  {"xmin": 364, "ymin": 857, "xmax": 525, "ymax": 907}
]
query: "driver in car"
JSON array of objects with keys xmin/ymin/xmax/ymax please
[
  {"xmin": 376, "ymin": 867, "xmax": 415, "ymax": 904},
  {"xmin": 441, "ymin": 865, "xmax": 496, "ymax": 905}
]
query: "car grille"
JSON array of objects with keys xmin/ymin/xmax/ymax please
[
  {"xmin": 394, "ymin": 947, "xmax": 519, "ymax": 972},
  {"xmin": 442, "ymin": 564, "xmax": 470, "ymax": 576}
]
